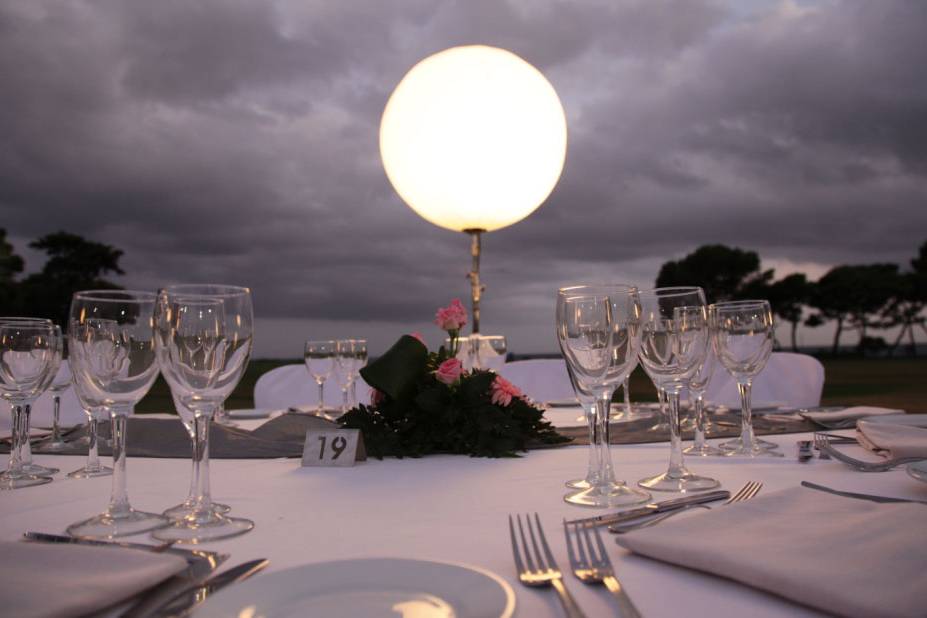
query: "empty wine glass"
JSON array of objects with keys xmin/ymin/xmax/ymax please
[
  {"xmin": 563, "ymin": 362, "xmax": 597, "ymax": 490},
  {"xmin": 304, "ymin": 340, "xmax": 337, "ymax": 418},
  {"xmin": 710, "ymin": 300, "xmax": 782, "ymax": 457},
  {"xmin": 0, "ymin": 320, "xmax": 61, "ymax": 489},
  {"xmin": 336, "ymin": 339, "xmax": 367, "ymax": 414},
  {"xmin": 153, "ymin": 284, "xmax": 253, "ymax": 538},
  {"xmin": 66, "ymin": 351, "xmax": 113, "ymax": 479},
  {"xmin": 44, "ymin": 361, "xmax": 72, "ymax": 452},
  {"xmin": 683, "ymin": 340, "xmax": 723, "ymax": 457},
  {"xmin": 557, "ymin": 285, "xmax": 650, "ymax": 508},
  {"xmin": 153, "ymin": 293, "xmax": 254, "ymax": 543},
  {"xmin": 66, "ymin": 291, "xmax": 167, "ymax": 538},
  {"xmin": 637, "ymin": 288, "xmax": 719, "ymax": 492},
  {"xmin": 474, "ymin": 335, "xmax": 507, "ymax": 370}
]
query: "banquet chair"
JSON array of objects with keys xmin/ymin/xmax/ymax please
[
  {"xmin": 253, "ymin": 364, "xmax": 373, "ymax": 411},
  {"xmin": 17, "ymin": 360, "xmax": 87, "ymax": 432},
  {"xmin": 496, "ymin": 359, "xmax": 576, "ymax": 405},
  {"xmin": 704, "ymin": 352, "xmax": 825, "ymax": 409}
]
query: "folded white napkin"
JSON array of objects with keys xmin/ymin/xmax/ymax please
[
  {"xmin": 615, "ymin": 486, "xmax": 927, "ymax": 618},
  {"xmin": 800, "ymin": 406, "xmax": 902, "ymax": 424},
  {"xmin": 857, "ymin": 420, "xmax": 927, "ymax": 459},
  {"xmin": 0, "ymin": 541, "xmax": 188, "ymax": 618}
]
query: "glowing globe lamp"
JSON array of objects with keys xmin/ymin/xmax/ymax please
[{"xmin": 380, "ymin": 45, "xmax": 567, "ymax": 332}]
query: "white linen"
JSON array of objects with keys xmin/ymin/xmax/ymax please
[
  {"xmin": 857, "ymin": 420, "xmax": 927, "ymax": 459},
  {"xmin": 4, "ymin": 431, "xmax": 926, "ymax": 618},
  {"xmin": 0, "ymin": 541, "xmax": 188, "ymax": 618},
  {"xmin": 705, "ymin": 352, "xmax": 824, "ymax": 409},
  {"xmin": 253, "ymin": 363, "xmax": 372, "ymax": 410},
  {"xmin": 0, "ymin": 360, "xmax": 87, "ymax": 434}
]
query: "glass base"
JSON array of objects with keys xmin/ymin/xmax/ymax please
[
  {"xmin": 152, "ymin": 511, "xmax": 254, "ymax": 544},
  {"xmin": 67, "ymin": 509, "xmax": 170, "ymax": 539},
  {"xmin": 163, "ymin": 500, "xmax": 231, "ymax": 519},
  {"xmin": 721, "ymin": 438, "xmax": 785, "ymax": 458},
  {"xmin": 23, "ymin": 462, "xmax": 59, "ymax": 475},
  {"xmin": 0, "ymin": 471, "xmax": 53, "ymax": 490},
  {"xmin": 67, "ymin": 464, "xmax": 113, "ymax": 479},
  {"xmin": 43, "ymin": 439, "xmax": 70, "ymax": 452},
  {"xmin": 564, "ymin": 482, "xmax": 651, "ymax": 508},
  {"xmin": 638, "ymin": 469, "xmax": 720, "ymax": 492},
  {"xmin": 683, "ymin": 443, "xmax": 726, "ymax": 457}
]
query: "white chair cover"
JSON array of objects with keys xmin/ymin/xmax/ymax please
[
  {"xmin": 704, "ymin": 352, "xmax": 825, "ymax": 409},
  {"xmin": 496, "ymin": 359, "xmax": 576, "ymax": 404},
  {"xmin": 16, "ymin": 360, "xmax": 87, "ymax": 432},
  {"xmin": 253, "ymin": 364, "xmax": 372, "ymax": 410}
]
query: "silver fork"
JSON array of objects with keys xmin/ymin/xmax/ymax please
[
  {"xmin": 509, "ymin": 513, "xmax": 587, "ymax": 618},
  {"xmin": 610, "ymin": 481, "xmax": 763, "ymax": 533},
  {"xmin": 813, "ymin": 433, "xmax": 925, "ymax": 472},
  {"xmin": 564, "ymin": 519, "xmax": 641, "ymax": 618}
]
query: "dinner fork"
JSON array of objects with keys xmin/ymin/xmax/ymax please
[
  {"xmin": 508, "ymin": 513, "xmax": 587, "ymax": 618},
  {"xmin": 813, "ymin": 433, "xmax": 925, "ymax": 472},
  {"xmin": 564, "ymin": 519, "xmax": 641, "ymax": 618},
  {"xmin": 609, "ymin": 481, "xmax": 763, "ymax": 533}
]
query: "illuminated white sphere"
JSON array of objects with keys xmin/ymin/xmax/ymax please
[{"xmin": 380, "ymin": 45, "xmax": 568, "ymax": 232}]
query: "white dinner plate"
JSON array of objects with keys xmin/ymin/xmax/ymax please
[
  {"xmin": 193, "ymin": 558, "xmax": 516, "ymax": 618},
  {"xmin": 225, "ymin": 408, "xmax": 281, "ymax": 420},
  {"xmin": 907, "ymin": 461, "xmax": 927, "ymax": 483},
  {"xmin": 861, "ymin": 414, "xmax": 927, "ymax": 428}
]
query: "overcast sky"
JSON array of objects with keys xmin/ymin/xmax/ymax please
[{"xmin": 2, "ymin": 0, "xmax": 925, "ymax": 357}]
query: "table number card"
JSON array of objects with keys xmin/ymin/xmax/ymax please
[{"xmin": 302, "ymin": 428, "xmax": 362, "ymax": 467}]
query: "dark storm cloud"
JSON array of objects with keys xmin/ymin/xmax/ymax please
[{"xmin": 1, "ymin": 0, "xmax": 925, "ymax": 354}]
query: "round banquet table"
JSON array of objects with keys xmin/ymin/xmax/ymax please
[{"xmin": 1, "ymin": 425, "xmax": 925, "ymax": 618}]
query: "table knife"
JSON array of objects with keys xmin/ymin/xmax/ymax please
[
  {"xmin": 564, "ymin": 489, "xmax": 730, "ymax": 527},
  {"xmin": 22, "ymin": 531, "xmax": 228, "ymax": 566},
  {"xmin": 801, "ymin": 481, "xmax": 927, "ymax": 504},
  {"xmin": 145, "ymin": 558, "xmax": 269, "ymax": 618}
]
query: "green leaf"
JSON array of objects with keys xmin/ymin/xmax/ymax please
[{"xmin": 359, "ymin": 335, "xmax": 428, "ymax": 400}]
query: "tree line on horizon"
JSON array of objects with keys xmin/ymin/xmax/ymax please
[{"xmin": 656, "ymin": 242, "xmax": 927, "ymax": 356}]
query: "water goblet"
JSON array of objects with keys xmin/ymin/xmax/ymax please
[
  {"xmin": 557, "ymin": 285, "xmax": 650, "ymax": 508},
  {"xmin": 637, "ymin": 288, "xmax": 719, "ymax": 492},
  {"xmin": 154, "ymin": 284, "xmax": 252, "ymax": 525},
  {"xmin": 305, "ymin": 340, "xmax": 337, "ymax": 418},
  {"xmin": 682, "ymin": 340, "xmax": 724, "ymax": 457},
  {"xmin": 44, "ymin": 361, "xmax": 72, "ymax": 452},
  {"xmin": 710, "ymin": 300, "xmax": 782, "ymax": 457},
  {"xmin": 0, "ymin": 320, "xmax": 60, "ymax": 489},
  {"xmin": 66, "ymin": 352, "xmax": 113, "ymax": 479},
  {"xmin": 66, "ymin": 291, "xmax": 168, "ymax": 538},
  {"xmin": 336, "ymin": 339, "xmax": 367, "ymax": 413}
]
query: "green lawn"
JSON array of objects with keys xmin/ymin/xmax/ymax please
[{"xmin": 136, "ymin": 357, "xmax": 927, "ymax": 414}]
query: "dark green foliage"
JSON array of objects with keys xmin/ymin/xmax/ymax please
[
  {"xmin": 656, "ymin": 244, "xmax": 772, "ymax": 303},
  {"xmin": 341, "ymin": 337, "xmax": 569, "ymax": 458}
]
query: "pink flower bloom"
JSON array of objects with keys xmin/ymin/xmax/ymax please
[
  {"xmin": 434, "ymin": 299, "xmax": 468, "ymax": 332},
  {"xmin": 491, "ymin": 375, "xmax": 523, "ymax": 407},
  {"xmin": 434, "ymin": 358, "xmax": 464, "ymax": 385},
  {"xmin": 370, "ymin": 389, "xmax": 385, "ymax": 406},
  {"xmin": 409, "ymin": 332, "xmax": 426, "ymax": 345}
]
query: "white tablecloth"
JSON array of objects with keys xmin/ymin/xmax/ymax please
[{"xmin": 2, "ymin": 427, "xmax": 925, "ymax": 617}]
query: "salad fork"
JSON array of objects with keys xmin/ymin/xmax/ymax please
[
  {"xmin": 508, "ymin": 513, "xmax": 586, "ymax": 618},
  {"xmin": 564, "ymin": 519, "xmax": 641, "ymax": 617},
  {"xmin": 813, "ymin": 433, "xmax": 925, "ymax": 472}
]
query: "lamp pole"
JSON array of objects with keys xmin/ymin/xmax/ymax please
[{"xmin": 464, "ymin": 228, "xmax": 486, "ymax": 334}]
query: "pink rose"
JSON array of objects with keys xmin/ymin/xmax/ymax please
[
  {"xmin": 434, "ymin": 358, "xmax": 464, "ymax": 385},
  {"xmin": 491, "ymin": 375, "xmax": 523, "ymax": 407},
  {"xmin": 434, "ymin": 299, "xmax": 468, "ymax": 332},
  {"xmin": 370, "ymin": 389, "xmax": 385, "ymax": 406}
]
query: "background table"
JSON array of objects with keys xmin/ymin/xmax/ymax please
[{"xmin": 2, "ymin": 429, "xmax": 925, "ymax": 617}]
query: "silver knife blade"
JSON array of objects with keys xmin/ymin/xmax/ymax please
[
  {"xmin": 147, "ymin": 558, "xmax": 269, "ymax": 618},
  {"xmin": 565, "ymin": 489, "xmax": 730, "ymax": 527},
  {"xmin": 801, "ymin": 481, "xmax": 927, "ymax": 504},
  {"xmin": 22, "ymin": 531, "xmax": 228, "ymax": 567}
]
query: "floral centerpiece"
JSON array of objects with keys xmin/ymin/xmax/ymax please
[{"xmin": 338, "ymin": 300, "xmax": 569, "ymax": 458}]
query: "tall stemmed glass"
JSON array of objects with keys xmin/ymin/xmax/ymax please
[
  {"xmin": 563, "ymin": 363, "xmax": 598, "ymax": 490},
  {"xmin": 683, "ymin": 343, "xmax": 723, "ymax": 456},
  {"xmin": 710, "ymin": 300, "xmax": 782, "ymax": 457},
  {"xmin": 557, "ymin": 285, "xmax": 650, "ymax": 508},
  {"xmin": 44, "ymin": 361, "xmax": 72, "ymax": 451},
  {"xmin": 0, "ymin": 320, "xmax": 60, "ymax": 489},
  {"xmin": 637, "ymin": 288, "xmax": 719, "ymax": 492},
  {"xmin": 66, "ymin": 291, "xmax": 167, "ymax": 538},
  {"xmin": 336, "ymin": 339, "xmax": 367, "ymax": 413},
  {"xmin": 305, "ymin": 340, "xmax": 336, "ymax": 418},
  {"xmin": 66, "ymin": 364, "xmax": 112, "ymax": 479},
  {"xmin": 154, "ymin": 284, "xmax": 254, "ymax": 542}
]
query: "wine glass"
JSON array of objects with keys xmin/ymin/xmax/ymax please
[
  {"xmin": 563, "ymin": 362, "xmax": 597, "ymax": 490},
  {"xmin": 336, "ymin": 339, "xmax": 367, "ymax": 414},
  {"xmin": 710, "ymin": 300, "xmax": 782, "ymax": 457},
  {"xmin": 66, "ymin": 340, "xmax": 113, "ymax": 479},
  {"xmin": 304, "ymin": 340, "xmax": 337, "ymax": 418},
  {"xmin": 637, "ymin": 287, "xmax": 719, "ymax": 492},
  {"xmin": 0, "ymin": 320, "xmax": 60, "ymax": 489},
  {"xmin": 152, "ymin": 293, "xmax": 254, "ymax": 543},
  {"xmin": 153, "ymin": 284, "xmax": 253, "ymax": 540},
  {"xmin": 66, "ymin": 291, "xmax": 168, "ymax": 538},
  {"xmin": 682, "ymin": 337, "xmax": 723, "ymax": 457},
  {"xmin": 475, "ymin": 335, "xmax": 507, "ymax": 371},
  {"xmin": 44, "ymin": 361, "xmax": 72, "ymax": 451},
  {"xmin": 557, "ymin": 285, "xmax": 650, "ymax": 508}
]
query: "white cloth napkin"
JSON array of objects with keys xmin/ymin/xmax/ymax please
[
  {"xmin": 800, "ymin": 405, "xmax": 902, "ymax": 424},
  {"xmin": 857, "ymin": 420, "xmax": 927, "ymax": 459},
  {"xmin": 615, "ymin": 486, "xmax": 927, "ymax": 618},
  {"xmin": 0, "ymin": 541, "xmax": 188, "ymax": 618}
]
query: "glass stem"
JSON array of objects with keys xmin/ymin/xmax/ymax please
[
  {"xmin": 583, "ymin": 401, "xmax": 599, "ymax": 485},
  {"xmin": 350, "ymin": 380, "xmax": 357, "ymax": 408},
  {"xmin": 317, "ymin": 381, "xmax": 325, "ymax": 412},
  {"xmin": 52, "ymin": 395, "xmax": 61, "ymax": 442},
  {"xmin": 22, "ymin": 404, "xmax": 34, "ymax": 465},
  {"xmin": 592, "ymin": 394, "xmax": 616, "ymax": 489},
  {"xmin": 623, "ymin": 376, "xmax": 631, "ymax": 416},
  {"xmin": 693, "ymin": 394, "xmax": 708, "ymax": 448},
  {"xmin": 341, "ymin": 388, "xmax": 348, "ymax": 413},
  {"xmin": 737, "ymin": 381, "xmax": 755, "ymax": 448},
  {"xmin": 107, "ymin": 406, "xmax": 132, "ymax": 518},
  {"xmin": 191, "ymin": 410, "xmax": 214, "ymax": 518},
  {"xmin": 86, "ymin": 415, "xmax": 101, "ymax": 472},
  {"xmin": 666, "ymin": 390, "xmax": 686, "ymax": 478},
  {"xmin": 186, "ymin": 430, "xmax": 199, "ymax": 503},
  {"xmin": 8, "ymin": 404, "xmax": 26, "ymax": 476}
]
